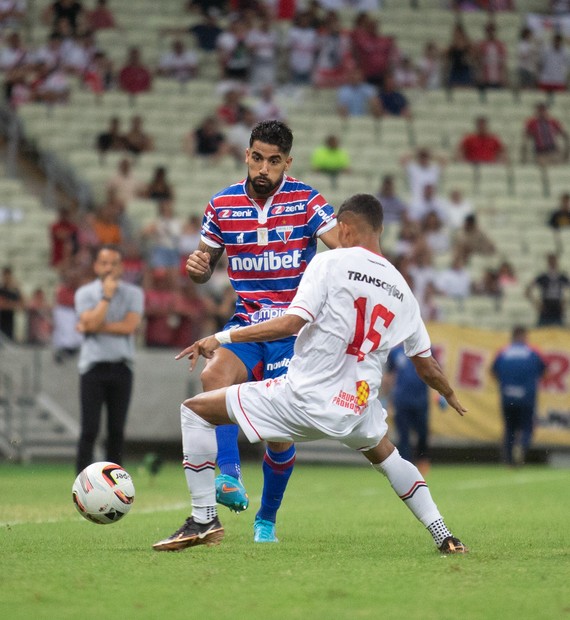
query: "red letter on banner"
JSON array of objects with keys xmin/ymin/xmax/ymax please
[
  {"xmin": 541, "ymin": 353, "xmax": 569, "ymax": 393},
  {"xmin": 457, "ymin": 350, "xmax": 485, "ymax": 389}
]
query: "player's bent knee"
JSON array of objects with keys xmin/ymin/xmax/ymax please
[
  {"xmin": 199, "ymin": 364, "xmax": 223, "ymax": 391},
  {"xmin": 267, "ymin": 441, "xmax": 294, "ymax": 452},
  {"xmin": 183, "ymin": 388, "xmax": 232, "ymax": 426},
  {"xmin": 199, "ymin": 350, "xmax": 248, "ymax": 391},
  {"xmin": 182, "ymin": 395, "xmax": 209, "ymax": 419}
]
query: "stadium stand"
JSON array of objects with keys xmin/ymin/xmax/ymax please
[
  {"xmin": 1, "ymin": 0, "xmax": 570, "ymax": 465},
  {"xmin": 0, "ymin": 0, "xmax": 568, "ymax": 345}
]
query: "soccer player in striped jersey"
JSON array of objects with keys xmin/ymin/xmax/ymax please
[{"xmin": 157, "ymin": 121, "xmax": 338, "ymax": 546}]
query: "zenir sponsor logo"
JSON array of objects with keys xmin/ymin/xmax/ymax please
[
  {"xmin": 220, "ymin": 208, "xmax": 253, "ymax": 218},
  {"xmin": 273, "ymin": 203, "xmax": 305, "ymax": 215}
]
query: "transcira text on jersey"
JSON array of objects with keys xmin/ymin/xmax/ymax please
[{"xmin": 347, "ymin": 271, "xmax": 404, "ymax": 300}]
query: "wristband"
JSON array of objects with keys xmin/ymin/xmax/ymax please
[
  {"xmin": 214, "ymin": 330, "xmax": 233, "ymax": 345},
  {"xmin": 102, "ymin": 296, "xmax": 112, "ymax": 303}
]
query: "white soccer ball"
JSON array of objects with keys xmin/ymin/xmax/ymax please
[{"xmin": 72, "ymin": 461, "xmax": 135, "ymax": 525}]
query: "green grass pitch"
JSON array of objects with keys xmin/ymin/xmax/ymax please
[{"xmin": 1, "ymin": 461, "xmax": 569, "ymax": 620}]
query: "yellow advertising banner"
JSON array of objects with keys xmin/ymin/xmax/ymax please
[{"xmin": 425, "ymin": 324, "xmax": 570, "ymax": 447}]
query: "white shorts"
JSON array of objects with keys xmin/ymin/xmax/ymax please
[{"xmin": 226, "ymin": 377, "xmax": 388, "ymax": 452}]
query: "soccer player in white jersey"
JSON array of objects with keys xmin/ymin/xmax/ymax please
[{"xmin": 153, "ymin": 194, "xmax": 468, "ymax": 554}]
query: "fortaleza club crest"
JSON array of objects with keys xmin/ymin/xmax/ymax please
[{"xmin": 276, "ymin": 225, "xmax": 293, "ymax": 243}]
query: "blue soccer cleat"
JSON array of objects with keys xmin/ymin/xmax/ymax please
[
  {"xmin": 253, "ymin": 517, "xmax": 279, "ymax": 543},
  {"xmin": 215, "ymin": 474, "xmax": 249, "ymax": 512}
]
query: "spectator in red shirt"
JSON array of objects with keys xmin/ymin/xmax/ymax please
[
  {"xmin": 351, "ymin": 13, "xmax": 397, "ymax": 88},
  {"xmin": 26, "ymin": 287, "xmax": 53, "ymax": 346},
  {"xmin": 118, "ymin": 47, "xmax": 152, "ymax": 96},
  {"xmin": 475, "ymin": 21, "xmax": 508, "ymax": 92},
  {"xmin": 87, "ymin": 0, "xmax": 115, "ymax": 30},
  {"xmin": 456, "ymin": 116, "xmax": 508, "ymax": 164},
  {"xmin": 144, "ymin": 267, "xmax": 178, "ymax": 347},
  {"xmin": 50, "ymin": 207, "xmax": 79, "ymax": 268},
  {"xmin": 171, "ymin": 281, "xmax": 210, "ymax": 348},
  {"xmin": 216, "ymin": 88, "xmax": 246, "ymax": 125},
  {"xmin": 522, "ymin": 102, "xmax": 569, "ymax": 166}
]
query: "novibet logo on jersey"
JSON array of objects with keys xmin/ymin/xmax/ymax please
[{"xmin": 230, "ymin": 250, "xmax": 303, "ymax": 271}]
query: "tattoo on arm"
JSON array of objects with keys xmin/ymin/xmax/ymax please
[
  {"xmin": 199, "ymin": 241, "xmax": 224, "ymax": 272},
  {"xmin": 189, "ymin": 241, "xmax": 226, "ymax": 283}
]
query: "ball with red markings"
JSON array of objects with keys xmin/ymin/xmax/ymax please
[{"xmin": 72, "ymin": 461, "xmax": 135, "ymax": 525}]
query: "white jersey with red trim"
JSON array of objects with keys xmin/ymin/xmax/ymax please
[{"xmin": 284, "ymin": 247, "xmax": 431, "ymax": 423}]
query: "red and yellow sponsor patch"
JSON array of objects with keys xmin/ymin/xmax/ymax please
[{"xmin": 356, "ymin": 380, "xmax": 370, "ymax": 406}]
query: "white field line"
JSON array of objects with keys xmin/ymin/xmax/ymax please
[
  {"xmin": 0, "ymin": 501, "xmax": 190, "ymax": 528},
  {"xmin": 1, "ymin": 495, "xmax": 263, "ymax": 528},
  {"xmin": 456, "ymin": 471, "xmax": 568, "ymax": 490}
]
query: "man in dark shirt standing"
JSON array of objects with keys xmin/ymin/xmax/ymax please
[
  {"xmin": 0, "ymin": 266, "xmax": 23, "ymax": 340},
  {"xmin": 526, "ymin": 253, "xmax": 570, "ymax": 326}
]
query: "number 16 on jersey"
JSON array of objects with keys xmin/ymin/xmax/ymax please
[{"xmin": 346, "ymin": 298, "xmax": 395, "ymax": 361}]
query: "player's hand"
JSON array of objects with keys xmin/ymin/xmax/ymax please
[
  {"xmin": 175, "ymin": 335, "xmax": 220, "ymax": 372},
  {"xmin": 186, "ymin": 250, "xmax": 211, "ymax": 279},
  {"xmin": 445, "ymin": 392, "xmax": 467, "ymax": 417}
]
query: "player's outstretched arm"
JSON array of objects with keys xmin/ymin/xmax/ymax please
[
  {"xmin": 176, "ymin": 314, "xmax": 308, "ymax": 371},
  {"xmin": 411, "ymin": 354, "xmax": 467, "ymax": 417}
]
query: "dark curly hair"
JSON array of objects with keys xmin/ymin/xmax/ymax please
[{"xmin": 249, "ymin": 120, "xmax": 293, "ymax": 155}]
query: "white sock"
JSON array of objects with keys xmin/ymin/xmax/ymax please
[
  {"xmin": 180, "ymin": 403, "xmax": 217, "ymax": 524},
  {"xmin": 372, "ymin": 448, "xmax": 451, "ymax": 545}
]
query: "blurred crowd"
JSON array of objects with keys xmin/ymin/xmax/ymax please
[
  {"xmin": 1, "ymin": 0, "xmax": 570, "ymax": 353},
  {"xmin": 0, "ymin": 196, "xmax": 238, "ymax": 358},
  {"xmin": 0, "ymin": 1, "xmax": 568, "ymax": 108}
]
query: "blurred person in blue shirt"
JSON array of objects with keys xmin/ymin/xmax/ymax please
[
  {"xmin": 385, "ymin": 343, "xmax": 437, "ymax": 476},
  {"xmin": 491, "ymin": 326, "xmax": 547, "ymax": 466},
  {"xmin": 378, "ymin": 74, "xmax": 412, "ymax": 119}
]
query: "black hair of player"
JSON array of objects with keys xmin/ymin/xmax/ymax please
[
  {"xmin": 249, "ymin": 120, "xmax": 293, "ymax": 155},
  {"xmin": 337, "ymin": 193, "xmax": 384, "ymax": 231}
]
